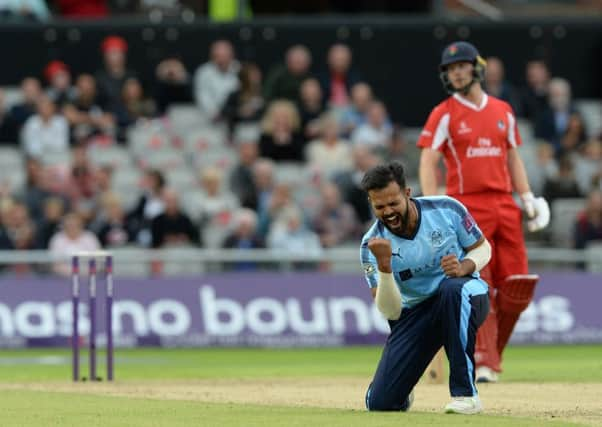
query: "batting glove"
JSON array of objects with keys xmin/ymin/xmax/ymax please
[{"xmin": 520, "ymin": 192, "xmax": 551, "ymax": 232}]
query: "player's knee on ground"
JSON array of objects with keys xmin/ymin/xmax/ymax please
[{"xmin": 365, "ymin": 383, "xmax": 410, "ymax": 411}]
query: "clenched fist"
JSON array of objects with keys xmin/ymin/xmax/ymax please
[
  {"xmin": 368, "ymin": 238, "xmax": 393, "ymax": 273},
  {"xmin": 441, "ymin": 254, "xmax": 474, "ymax": 277}
]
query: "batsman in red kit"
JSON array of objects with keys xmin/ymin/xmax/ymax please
[{"xmin": 417, "ymin": 41, "xmax": 551, "ymax": 383}]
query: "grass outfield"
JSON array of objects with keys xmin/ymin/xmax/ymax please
[{"xmin": 0, "ymin": 345, "xmax": 601, "ymax": 426}]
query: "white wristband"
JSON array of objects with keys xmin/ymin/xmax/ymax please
[
  {"xmin": 465, "ymin": 239, "xmax": 492, "ymax": 272},
  {"xmin": 375, "ymin": 271, "xmax": 403, "ymax": 320}
]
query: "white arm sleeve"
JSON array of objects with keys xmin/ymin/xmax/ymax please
[
  {"xmin": 375, "ymin": 272, "xmax": 402, "ymax": 320},
  {"xmin": 464, "ymin": 238, "xmax": 492, "ymax": 272}
]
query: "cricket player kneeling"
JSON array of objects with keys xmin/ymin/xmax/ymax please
[{"xmin": 360, "ymin": 161, "xmax": 491, "ymax": 415}]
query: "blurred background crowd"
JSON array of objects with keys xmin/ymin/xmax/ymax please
[{"xmin": 0, "ymin": 1, "xmax": 601, "ymax": 275}]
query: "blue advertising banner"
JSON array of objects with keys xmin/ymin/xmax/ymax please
[{"xmin": 0, "ymin": 272, "xmax": 600, "ymax": 347}]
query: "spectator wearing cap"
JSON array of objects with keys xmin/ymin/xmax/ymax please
[
  {"xmin": 193, "ymin": 39, "xmax": 239, "ymax": 121},
  {"xmin": 44, "ymin": 60, "xmax": 75, "ymax": 107},
  {"xmin": 95, "ymin": 35, "xmax": 137, "ymax": 114},
  {"xmin": 318, "ymin": 44, "xmax": 361, "ymax": 109}
]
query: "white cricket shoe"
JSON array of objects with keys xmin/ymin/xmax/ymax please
[
  {"xmin": 444, "ymin": 396, "xmax": 483, "ymax": 414},
  {"xmin": 475, "ymin": 366, "xmax": 499, "ymax": 383}
]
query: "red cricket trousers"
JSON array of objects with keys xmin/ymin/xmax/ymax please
[{"xmin": 453, "ymin": 192, "xmax": 529, "ymax": 372}]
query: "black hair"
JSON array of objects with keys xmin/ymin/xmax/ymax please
[{"xmin": 360, "ymin": 161, "xmax": 406, "ymax": 193}]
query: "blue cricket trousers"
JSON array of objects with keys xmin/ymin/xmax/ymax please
[{"xmin": 366, "ymin": 276, "xmax": 489, "ymax": 411}]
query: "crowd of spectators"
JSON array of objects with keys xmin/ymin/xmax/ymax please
[{"xmin": 0, "ymin": 35, "xmax": 600, "ymax": 275}]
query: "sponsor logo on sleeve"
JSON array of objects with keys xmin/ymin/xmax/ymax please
[
  {"xmin": 364, "ymin": 263, "xmax": 376, "ymax": 274},
  {"xmin": 463, "ymin": 213, "xmax": 476, "ymax": 232}
]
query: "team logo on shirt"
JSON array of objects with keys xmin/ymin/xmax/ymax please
[
  {"xmin": 497, "ymin": 120, "xmax": 506, "ymax": 130},
  {"xmin": 458, "ymin": 121, "xmax": 472, "ymax": 135},
  {"xmin": 431, "ymin": 230, "xmax": 444, "ymax": 247},
  {"xmin": 363, "ymin": 263, "xmax": 376, "ymax": 274}
]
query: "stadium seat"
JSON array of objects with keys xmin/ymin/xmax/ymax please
[
  {"xmin": 88, "ymin": 144, "xmax": 132, "ymax": 168},
  {"xmin": 550, "ymin": 198, "xmax": 587, "ymax": 246},
  {"xmin": 112, "ymin": 168, "xmax": 143, "ymax": 209},
  {"xmin": 108, "ymin": 246, "xmax": 150, "ymax": 277},
  {"xmin": 517, "ymin": 119, "xmax": 535, "ymax": 146},
  {"xmin": 0, "ymin": 147, "xmax": 23, "ymax": 168},
  {"xmin": 161, "ymin": 246, "xmax": 206, "ymax": 276},
  {"xmin": 2, "ymin": 86, "xmax": 22, "ymax": 108},
  {"xmin": 402, "ymin": 127, "xmax": 422, "ymax": 144},
  {"xmin": 182, "ymin": 126, "xmax": 228, "ymax": 155},
  {"xmin": 0, "ymin": 165, "xmax": 25, "ymax": 193},
  {"xmin": 165, "ymin": 168, "xmax": 199, "ymax": 193},
  {"xmin": 202, "ymin": 221, "xmax": 233, "ymax": 249},
  {"xmin": 136, "ymin": 148, "xmax": 186, "ymax": 171},
  {"xmin": 127, "ymin": 121, "xmax": 172, "ymax": 154},
  {"xmin": 574, "ymin": 99, "xmax": 602, "ymax": 139},
  {"xmin": 42, "ymin": 150, "xmax": 73, "ymax": 167},
  {"xmin": 585, "ymin": 241, "xmax": 602, "ymax": 273},
  {"xmin": 274, "ymin": 162, "xmax": 313, "ymax": 187},
  {"xmin": 167, "ymin": 104, "xmax": 208, "ymax": 130},
  {"xmin": 179, "ymin": 189, "xmax": 205, "ymax": 221},
  {"xmin": 192, "ymin": 146, "xmax": 237, "ymax": 178}
]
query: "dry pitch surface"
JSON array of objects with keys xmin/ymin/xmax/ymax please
[{"xmin": 2, "ymin": 378, "xmax": 600, "ymax": 426}]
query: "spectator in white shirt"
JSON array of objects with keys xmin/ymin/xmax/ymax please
[
  {"xmin": 305, "ymin": 113, "xmax": 352, "ymax": 179},
  {"xmin": 49, "ymin": 212, "xmax": 101, "ymax": 276},
  {"xmin": 21, "ymin": 95, "xmax": 69, "ymax": 159},
  {"xmin": 267, "ymin": 205, "xmax": 323, "ymax": 259},
  {"xmin": 194, "ymin": 40, "xmax": 240, "ymax": 121},
  {"xmin": 351, "ymin": 100, "xmax": 392, "ymax": 147}
]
